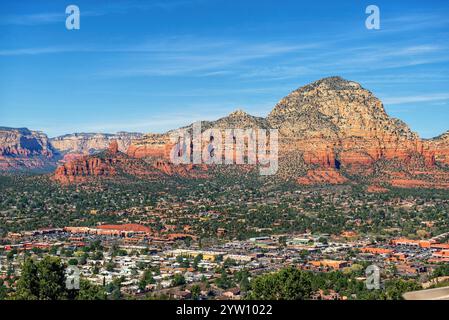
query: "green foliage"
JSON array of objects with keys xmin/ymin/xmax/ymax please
[
  {"xmin": 176, "ymin": 255, "xmax": 190, "ymax": 268},
  {"xmin": 247, "ymin": 267, "xmax": 423, "ymax": 300},
  {"xmin": 105, "ymin": 277, "xmax": 124, "ymax": 300},
  {"xmin": 12, "ymin": 255, "xmax": 113, "ymax": 301},
  {"xmin": 382, "ymin": 279, "xmax": 422, "ymax": 300},
  {"xmin": 432, "ymin": 264, "xmax": 449, "ymax": 278},
  {"xmin": 248, "ymin": 267, "xmax": 312, "ymax": 300},
  {"xmin": 215, "ymin": 269, "xmax": 233, "ymax": 290},
  {"xmin": 105, "ymin": 261, "xmax": 115, "ymax": 272},
  {"xmin": 139, "ymin": 268, "xmax": 156, "ymax": 291},
  {"xmin": 0, "ymin": 280, "xmax": 8, "ymax": 300},
  {"xmin": 76, "ymin": 280, "xmax": 107, "ymax": 300},
  {"xmin": 15, "ymin": 256, "xmax": 67, "ymax": 300},
  {"xmin": 191, "ymin": 284, "xmax": 201, "ymax": 300},
  {"xmin": 234, "ymin": 270, "xmax": 250, "ymax": 293},
  {"xmin": 68, "ymin": 258, "xmax": 78, "ymax": 266},
  {"xmin": 172, "ymin": 274, "xmax": 186, "ymax": 286},
  {"xmin": 193, "ymin": 254, "xmax": 203, "ymax": 270}
]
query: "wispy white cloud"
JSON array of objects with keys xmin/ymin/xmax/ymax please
[
  {"xmin": 0, "ymin": 10, "xmax": 103, "ymax": 26},
  {"xmin": 233, "ymin": 42, "xmax": 449, "ymax": 81},
  {"xmin": 382, "ymin": 93, "xmax": 449, "ymax": 105},
  {"xmin": 0, "ymin": 12, "xmax": 64, "ymax": 26},
  {"xmin": 0, "ymin": 0, "xmax": 206, "ymax": 26},
  {"xmin": 0, "ymin": 46, "xmax": 78, "ymax": 56},
  {"xmin": 94, "ymin": 40, "xmax": 321, "ymax": 78},
  {"xmin": 381, "ymin": 13, "xmax": 449, "ymax": 33}
]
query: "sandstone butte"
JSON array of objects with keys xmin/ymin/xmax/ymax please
[
  {"xmin": 47, "ymin": 77, "xmax": 449, "ymax": 187},
  {"xmin": 53, "ymin": 138, "xmax": 209, "ymax": 184}
]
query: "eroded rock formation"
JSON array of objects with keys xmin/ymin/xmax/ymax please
[
  {"xmin": 4, "ymin": 77, "xmax": 448, "ymax": 187},
  {"xmin": 123, "ymin": 77, "xmax": 449, "ymax": 188},
  {"xmin": 50, "ymin": 132, "xmax": 143, "ymax": 155},
  {"xmin": 53, "ymin": 141, "xmax": 208, "ymax": 184},
  {"xmin": 0, "ymin": 127, "xmax": 56, "ymax": 170}
]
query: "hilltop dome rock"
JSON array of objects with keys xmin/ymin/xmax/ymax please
[
  {"xmin": 108, "ymin": 140, "xmax": 119, "ymax": 154},
  {"xmin": 267, "ymin": 76, "xmax": 415, "ymax": 139},
  {"xmin": 228, "ymin": 109, "xmax": 250, "ymax": 117}
]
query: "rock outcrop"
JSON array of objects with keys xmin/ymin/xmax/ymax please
[
  {"xmin": 4, "ymin": 77, "xmax": 449, "ymax": 188},
  {"xmin": 0, "ymin": 127, "xmax": 57, "ymax": 171},
  {"xmin": 53, "ymin": 141, "xmax": 208, "ymax": 184},
  {"xmin": 297, "ymin": 169, "xmax": 348, "ymax": 185},
  {"xmin": 126, "ymin": 133, "xmax": 173, "ymax": 159},
  {"xmin": 0, "ymin": 129, "xmax": 143, "ymax": 171},
  {"xmin": 267, "ymin": 76, "xmax": 435, "ymax": 170},
  {"xmin": 426, "ymin": 131, "xmax": 449, "ymax": 165},
  {"xmin": 124, "ymin": 76, "xmax": 449, "ymax": 188},
  {"xmin": 50, "ymin": 132, "xmax": 143, "ymax": 155}
]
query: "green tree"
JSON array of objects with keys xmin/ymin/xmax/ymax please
[
  {"xmin": 0, "ymin": 280, "xmax": 8, "ymax": 300},
  {"xmin": 248, "ymin": 267, "xmax": 313, "ymax": 300},
  {"xmin": 384, "ymin": 279, "xmax": 421, "ymax": 300},
  {"xmin": 76, "ymin": 280, "xmax": 107, "ymax": 300},
  {"xmin": 68, "ymin": 258, "xmax": 78, "ymax": 266},
  {"xmin": 106, "ymin": 277, "xmax": 124, "ymax": 300},
  {"xmin": 15, "ymin": 257, "xmax": 67, "ymax": 300},
  {"xmin": 36, "ymin": 256, "xmax": 67, "ymax": 300},
  {"xmin": 215, "ymin": 269, "xmax": 232, "ymax": 289},
  {"xmin": 14, "ymin": 258, "xmax": 40, "ymax": 300},
  {"xmin": 432, "ymin": 264, "xmax": 449, "ymax": 278},
  {"xmin": 172, "ymin": 274, "xmax": 186, "ymax": 286},
  {"xmin": 193, "ymin": 254, "xmax": 203, "ymax": 270},
  {"xmin": 105, "ymin": 261, "xmax": 115, "ymax": 272},
  {"xmin": 191, "ymin": 284, "xmax": 201, "ymax": 300}
]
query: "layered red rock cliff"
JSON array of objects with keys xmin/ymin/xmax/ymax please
[
  {"xmin": 50, "ymin": 132, "xmax": 143, "ymax": 155},
  {"xmin": 126, "ymin": 133, "xmax": 173, "ymax": 159},
  {"xmin": 426, "ymin": 131, "xmax": 449, "ymax": 165},
  {"xmin": 0, "ymin": 127, "xmax": 56, "ymax": 171},
  {"xmin": 53, "ymin": 141, "xmax": 120, "ymax": 183},
  {"xmin": 0, "ymin": 128, "xmax": 144, "ymax": 171},
  {"xmin": 53, "ymin": 140, "xmax": 209, "ymax": 184},
  {"xmin": 120, "ymin": 77, "xmax": 449, "ymax": 188}
]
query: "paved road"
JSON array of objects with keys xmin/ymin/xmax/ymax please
[{"xmin": 403, "ymin": 286, "xmax": 449, "ymax": 300}]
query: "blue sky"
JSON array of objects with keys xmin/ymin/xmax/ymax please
[{"xmin": 0, "ymin": 0, "xmax": 448, "ymax": 138}]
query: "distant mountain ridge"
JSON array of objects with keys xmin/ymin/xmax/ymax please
[
  {"xmin": 123, "ymin": 77, "xmax": 449, "ymax": 189},
  {"xmin": 53, "ymin": 140, "xmax": 209, "ymax": 184},
  {"xmin": 0, "ymin": 127, "xmax": 56, "ymax": 171},
  {"xmin": 50, "ymin": 131, "xmax": 143, "ymax": 155},
  {"xmin": 2, "ymin": 76, "xmax": 449, "ymax": 189},
  {"xmin": 0, "ymin": 128, "xmax": 143, "ymax": 171}
]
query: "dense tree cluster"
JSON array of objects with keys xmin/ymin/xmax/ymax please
[
  {"xmin": 8, "ymin": 256, "xmax": 106, "ymax": 300},
  {"xmin": 247, "ymin": 267, "xmax": 422, "ymax": 300}
]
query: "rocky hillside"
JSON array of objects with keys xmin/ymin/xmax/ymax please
[
  {"xmin": 3, "ymin": 76, "xmax": 448, "ymax": 187},
  {"xmin": 267, "ymin": 77, "xmax": 432, "ymax": 167},
  {"xmin": 268, "ymin": 77, "xmax": 416, "ymax": 139},
  {"xmin": 0, "ymin": 127, "xmax": 57, "ymax": 171},
  {"xmin": 428, "ymin": 131, "xmax": 449, "ymax": 165},
  {"xmin": 124, "ymin": 77, "xmax": 449, "ymax": 189},
  {"xmin": 126, "ymin": 110, "xmax": 271, "ymax": 167},
  {"xmin": 127, "ymin": 133, "xmax": 172, "ymax": 160},
  {"xmin": 53, "ymin": 140, "xmax": 208, "ymax": 184},
  {"xmin": 201, "ymin": 109, "xmax": 269, "ymax": 130},
  {"xmin": 50, "ymin": 132, "xmax": 143, "ymax": 155},
  {"xmin": 0, "ymin": 128, "xmax": 143, "ymax": 171}
]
